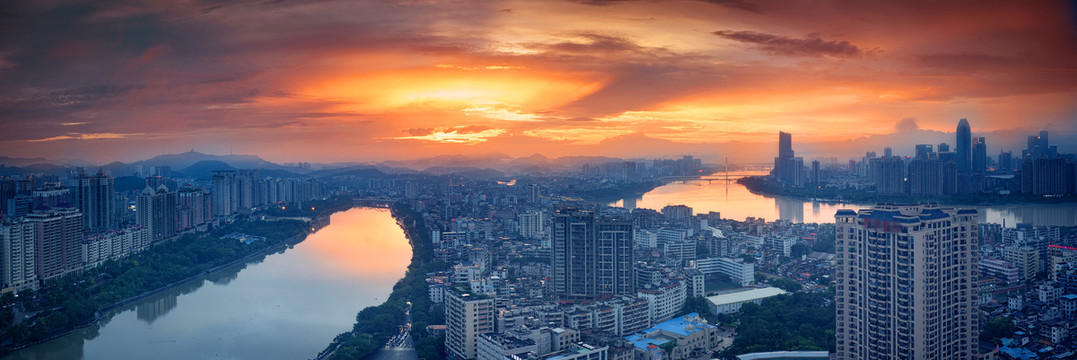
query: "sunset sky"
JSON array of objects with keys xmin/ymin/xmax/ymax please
[{"xmin": 1, "ymin": 0, "xmax": 1076, "ymax": 164}]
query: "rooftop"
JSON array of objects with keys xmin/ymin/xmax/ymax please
[
  {"xmin": 735, "ymin": 351, "xmax": 831, "ymax": 360},
  {"xmin": 706, "ymin": 287, "xmax": 786, "ymax": 307}
]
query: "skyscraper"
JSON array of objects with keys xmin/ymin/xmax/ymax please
[
  {"xmin": 914, "ymin": 144, "xmax": 933, "ymax": 159},
  {"xmin": 972, "ymin": 137, "xmax": 987, "ymax": 173},
  {"xmin": 28, "ymin": 206, "xmax": 82, "ymax": 281},
  {"xmin": 137, "ymin": 185, "xmax": 177, "ymax": 242},
  {"xmin": 778, "ymin": 131, "xmax": 793, "ymax": 159},
  {"xmin": 73, "ymin": 168, "xmax": 115, "ymax": 232},
  {"xmin": 212, "ymin": 170, "xmax": 236, "ymax": 217},
  {"xmin": 835, "ymin": 204, "xmax": 979, "ymax": 360},
  {"xmin": 774, "ymin": 132, "xmax": 805, "ymax": 187},
  {"xmin": 551, "ymin": 209, "xmax": 635, "ymax": 301},
  {"xmin": 956, "ymin": 118, "xmax": 971, "ymax": 174}
]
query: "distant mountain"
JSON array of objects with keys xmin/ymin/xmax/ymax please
[
  {"xmin": 422, "ymin": 166, "xmax": 505, "ymax": 179},
  {"xmin": 309, "ymin": 166, "xmax": 391, "ymax": 179},
  {"xmin": 0, "ymin": 156, "xmax": 51, "ymax": 167},
  {"xmin": 136, "ymin": 150, "xmax": 284, "ymax": 170},
  {"xmin": 182, "ymin": 160, "xmax": 236, "ymax": 179}
]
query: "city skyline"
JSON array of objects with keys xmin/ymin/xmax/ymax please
[{"xmin": 1, "ymin": 1, "xmax": 1076, "ymax": 163}]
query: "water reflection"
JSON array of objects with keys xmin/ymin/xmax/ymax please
[
  {"xmin": 615, "ymin": 171, "xmax": 1077, "ymax": 226},
  {"xmin": 4, "ymin": 207, "xmax": 411, "ymax": 360}
]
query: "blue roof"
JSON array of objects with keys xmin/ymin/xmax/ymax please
[
  {"xmin": 918, "ymin": 208, "xmax": 950, "ymax": 221},
  {"xmin": 649, "ymin": 313, "xmax": 715, "ymax": 336},
  {"xmin": 1000, "ymin": 346, "xmax": 1038, "ymax": 360},
  {"xmin": 835, "ymin": 209, "xmax": 857, "ymax": 216},
  {"xmin": 625, "ymin": 335, "xmax": 669, "ymax": 351}
]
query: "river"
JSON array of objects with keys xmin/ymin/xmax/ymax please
[
  {"xmin": 614, "ymin": 171, "xmax": 1077, "ymax": 227},
  {"xmin": 3, "ymin": 207, "xmax": 412, "ymax": 360}
]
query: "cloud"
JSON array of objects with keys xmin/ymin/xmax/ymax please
[
  {"xmin": 570, "ymin": 0, "xmax": 759, "ymax": 12},
  {"xmin": 712, "ymin": 30, "xmax": 876, "ymax": 58},
  {"xmin": 27, "ymin": 132, "xmax": 144, "ymax": 142},
  {"xmin": 894, "ymin": 118, "xmax": 920, "ymax": 132},
  {"xmin": 406, "ymin": 127, "xmax": 433, "ymax": 136}
]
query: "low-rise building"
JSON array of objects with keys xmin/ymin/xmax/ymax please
[
  {"xmin": 624, "ymin": 313, "xmax": 719, "ymax": 360},
  {"xmin": 637, "ymin": 280, "xmax": 686, "ymax": 324},
  {"xmin": 705, "ymin": 287, "xmax": 786, "ymax": 314}
]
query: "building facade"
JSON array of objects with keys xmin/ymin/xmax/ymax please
[
  {"xmin": 551, "ymin": 209, "xmax": 635, "ymax": 300},
  {"xmin": 835, "ymin": 204, "xmax": 979, "ymax": 360},
  {"xmin": 446, "ymin": 288, "xmax": 495, "ymax": 360}
]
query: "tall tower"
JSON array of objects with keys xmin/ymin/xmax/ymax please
[
  {"xmin": 212, "ymin": 170, "xmax": 237, "ymax": 217},
  {"xmin": 74, "ymin": 168, "xmax": 115, "ymax": 231},
  {"xmin": 956, "ymin": 119, "xmax": 971, "ymax": 174},
  {"xmin": 137, "ymin": 185, "xmax": 177, "ymax": 242},
  {"xmin": 778, "ymin": 131, "xmax": 794, "ymax": 158},
  {"xmin": 551, "ymin": 209, "xmax": 635, "ymax": 300},
  {"xmin": 972, "ymin": 137, "xmax": 987, "ymax": 173},
  {"xmin": 835, "ymin": 204, "xmax": 979, "ymax": 360}
]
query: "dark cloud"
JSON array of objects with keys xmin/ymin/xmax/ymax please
[
  {"xmin": 696, "ymin": 0, "xmax": 760, "ymax": 13},
  {"xmin": 712, "ymin": 30, "xmax": 876, "ymax": 58}
]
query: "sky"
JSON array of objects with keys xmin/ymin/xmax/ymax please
[{"xmin": 1, "ymin": 0, "xmax": 1076, "ymax": 165}]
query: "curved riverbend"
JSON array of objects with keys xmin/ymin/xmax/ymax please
[{"xmin": 2, "ymin": 207, "xmax": 411, "ymax": 360}]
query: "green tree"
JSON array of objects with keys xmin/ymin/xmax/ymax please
[{"xmin": 980, "ymin": 317, "xmax": 1015, "ymax": 344}]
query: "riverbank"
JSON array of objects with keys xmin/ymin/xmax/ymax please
[
  {"xmin": 738, "ymin": 176, "xmax": 1077, "ymax": 206},
  {"xmin": 574, "ymin": 180, "xmax": 667, "ymax": 203},
  {"xmin": 318, "ymin": 201, "xmax": 447, "ymax": 360},
  {"xmin": 0, "ymin": 197, "xmax": 354, "ymax": 356}
]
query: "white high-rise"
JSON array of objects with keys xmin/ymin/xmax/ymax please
[{"xmin": 835, "ymin": 204, "xmax": 979, "ymax": 360}]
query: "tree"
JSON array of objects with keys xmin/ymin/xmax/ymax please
[
  {"xmin": 980, "ymin": 317, "xmax": 1015, "ymax": 344},
  {"xmin": 790, "ymin": 243, "xmax": 810, "ymax": 259}
]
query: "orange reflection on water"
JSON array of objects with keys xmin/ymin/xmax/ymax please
[{"xmin": 302, "ymin": 208, "xmax": 413, "ymax": 278}]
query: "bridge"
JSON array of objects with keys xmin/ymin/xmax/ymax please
[
  {"xmin": 658, "ymin": 174, "xmax": 756, "ymax": 183},
  {"xmin": 353, "ymin": 197, "xmax": 395, "ymax": 208}
]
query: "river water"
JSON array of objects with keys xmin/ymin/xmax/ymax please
[
  {"xmin": 614, "ymin": 171, "xmax": 1077, "ymax": 227},
  {"xmin": 4, "ymin": 207, "xmax": 412, "ymax": 360}
]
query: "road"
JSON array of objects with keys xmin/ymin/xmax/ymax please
[{"xmin": 368, "ymin": 302, "xmax": 419, "ymax": 360}]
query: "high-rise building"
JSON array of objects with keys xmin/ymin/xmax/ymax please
[
  {"xmin": 1026, "ymin": 130, "xmax": 1054, "ymax": 159},
  {"xmin": 972, "ymin": 137, "xmax": 987, "ymax": 173},
  {"xmin": 956, "ymin": 118, "xmax": 971, "ymax": 174},
  {"xmin": 445, "ymin": 287, "xmax": 495, "ymax": 360},
  {"xmin": 73, "ymin": 168, "xmax": 115, "ymax": 232},
  {"xmin": 998, "ymin": 151, "xmax": 1013, "ymax": 172},
  {"xmin": 1021, "ymin": 157, "xmax": 1076, "ymax": 196},
  {"xmin": 773, "ymin": 132, "xmax": 805, "ymax": 187},
  {"xmin": 937, "ymin": 143, "xmax": 950, "ymax": 153},
  {"xmin": 778, "ymin": 131, "xmax": 793, "ymax": 159},
  {"xmin": 811, "ymin": 160, "xmax": 821, "ymax": 185},
  {"xmin": 211, "ymin": 170, "xmax": 258, "ymax": 217},
  {"xmin": 835, "ymin": 204, "xmax": 979, "ymax": 360},
  {"xmin": 519, "ymin": 211, "xmax": 544, "ymax": 239},
  {"xmin": 914, "ymin": 144, "xmax": 934, "ymax": 159},
  {"xmin": 869, "ymin": 156, "xmax": 904, "ymax": 195},
  {"xmin": 28, "ymin": 206, "xmax": 83, "ymax": 281},
  {"xmin": 1, "ymin": 219, "xmax": 37, "ymax": 293},
  {"xmin": 177, "ymin": 186, "xmax": 211, "ymax": 230},
  {"xmin": 137, "ymin": 185, "xmax": 177, "ymax": 242},
  {"xmin": 908, "ymin": 159, "xmax": 947, "ymax": 196},
  {"xmin": 551, "ymin": 209, "xmax": 635, "ymax": 300}
]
